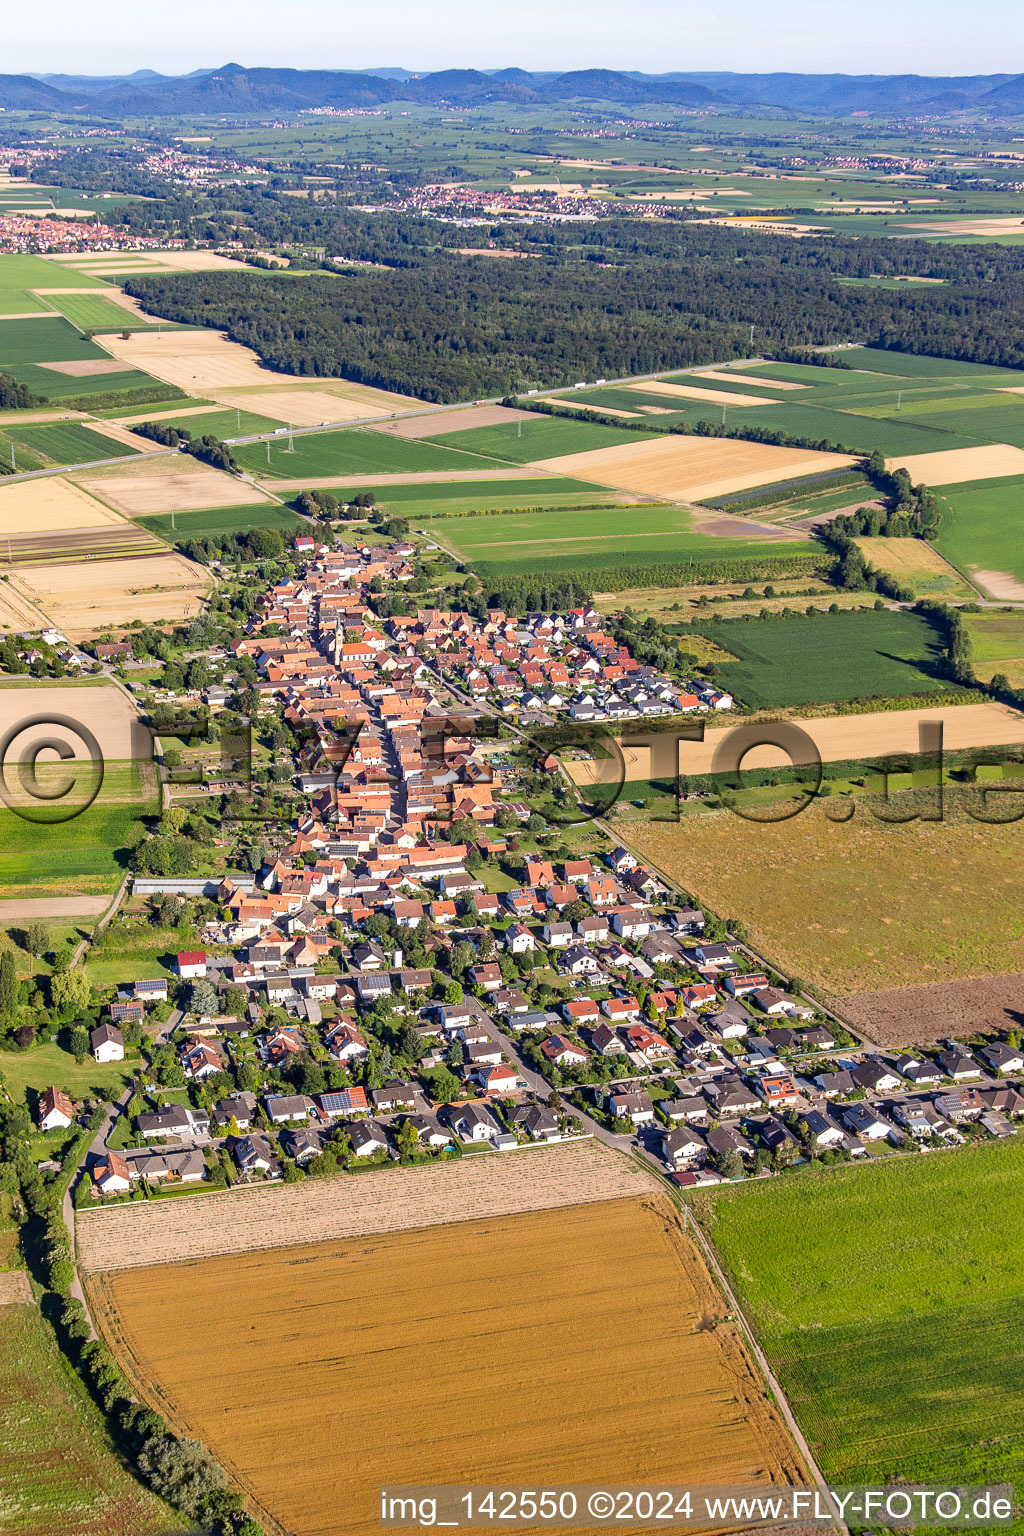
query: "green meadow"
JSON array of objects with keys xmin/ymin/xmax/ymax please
[
  {"xmin": 698, "ymin": 1140, "xmax": 1024, "ymax": 1509},
  {"xmin": 372, "ymin": 475, "xmax": 630, "ymax": 517},
  {"xmin": 690, "ymin": 607, "xmax": 952, "ymax": 708},
  {"xmin": 44, "ymin": 292, "xmax": 155, "ymax": 332},
  {"xmin": 428, "ymin": 503, "xmax": 818, "ymax": 578},
  {"xmin": 0, "ymin": 316, "xmax": 110, "ymax": 365},
  {"xmin": 426, "ymin": 415, "xmax": 655, "ymax": 463},
  {"xmin": 140, "ymin": 504, "xmax": 305, "ymax": 541},
  {"xmin": 934, "ymin": 477, "xmax": 1024, "ymax": 586},
  {"xmin": 0, "ymin": 252, "xmax": 108, "ymax": 315},
  {"xmin": 8, "ymin": 421, "xmax": 139, "ymax": 465},
  {"xmin": 234, "ymin": 427, "xmax": 500, "ymax": 479}
]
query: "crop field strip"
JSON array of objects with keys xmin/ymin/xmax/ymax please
[
  {"xmin": 5, "ymin": 420, "xmax": 142, "ymax": 466},
  {"xmin": 233, "ymin": 425, "xmax": 510, "ymax": 480},
  {"xmin": 424, "ymin": 502, "xmax": 820, "ymax": 579},
  {"xmin": 76, "ymin": 1137, "xmax": 656, "ymax": 1272},
  {"xmin": 139, "ymin": 503, "xmax": 306, "ymax": 541},
  {"xmin": 88, "ymin": 1195, "xmax": 806, "ymax": 1536},
  {"xmin": 0, "ymin": 1294, "xmax": 181, "ymax": 1536},
  {"xmin": 697, "ymin": 1142, "xmax": 1024, "ymax": 1507}
]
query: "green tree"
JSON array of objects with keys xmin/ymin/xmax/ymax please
[
  {"xmin": 0, "ymin": 952, "xmax": 16, "ymax": 1019},
  {"xmin": 51, "ymin": 968, "xmax": 90, "ymax": 1016},
  {"xmin": 24, "ymin": 922, "xmax": 49, "ymax": 957}
]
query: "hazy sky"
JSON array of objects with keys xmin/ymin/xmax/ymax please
[{"xmin": 6, "ymin": 0, "xmax": 1024, "ymax": 78}]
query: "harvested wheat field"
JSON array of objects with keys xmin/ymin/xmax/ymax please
[
  {"xmin": 76, "ymin": 1139, "xmax": 652, "ymax": 1272},
  {"xmin": 839, "ymin": 971, "xmax": 1024, "ymax": 1046},
  {"xmin": 696, "ymin": 370, "xmax": 809, "ymax": 391},
  {"xmin": 87, "ymin": 1195, "xmax": 805, "ymax": 1536},
  {"xmin": 885, "ymin": 443, "xmax": 1024, "ymax": 486},
  {"xmin": 625, "ymin": 380, "xmax": 777, "ymax": 407},
  {"xmin": 37, "ymin": 359, "xmax": 138, "ymax": 378},
  {"xmin": 533, "ymin": 435, "xmax": 857, "ymax": 502},
  {"xmin": 10, "ymin": 553, "xmax": 210, "ymax": 633},
  {"xmin": 568, "ymin": 702, "xmax": 1024, "ymax": 784},
  {"xmin": 624, "ymin": 801, "xmax": 1024, "ymax": 996},
  {"xmin": 73, "ymin": 457, "xmax": 275, "ymax": 515},
  {"xmin": 0, "ymin": 476, "xmax": 123, "ymax": 535},
  {"xmin": 211, "ymin": 384, "xmax": 415, "ymax": 428},
  {"xmin": 0, "ymin": 684, "xmax": 141, "ymax": 760},
  {"xmin": 369, "ymin": 403, "xmax": 534, "ymax": 438},
  {"xmin": 553, "ymin": 399, "xmax": 643, "ymax": 418},
  {"xmin": 972, "ymin": 569, "xmax": 1024, "ymax": 600},
  {"xmin": 43, "ymin": 248, "xmax": 243, "ymax": 274},
  {"xmin": 96, "ymin": 330, "xmax": 420, "ymax": 423}
]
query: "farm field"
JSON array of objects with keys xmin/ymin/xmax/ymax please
[
  {"xmin": 934, "ymin": 477, "xmax": 1024, "ymax": 596},
  {"xmin": 40, "ymin": 292, "xmax": 161, "ymax": 333},
  {"xmin": 73, "ymin": 457, "xmax": 277, "ymax": 515},
  {"xmin": 426, "ymin": 415, "xmax": 657, "ymax": 463},
  {"xmin": 6, "ymin": 553, "xmax": 211, "ymax": 634},
  {"xmin": 0, "ymin": 316, "xmax": 111, "ymax": 366},
  {"xmin": 0, "ymin": 252, "xmax": 108, "ymax": 314},
  {"xmin": 119, "ymin": 405, "xmax": 286, "ymax": 437},
  {"xmin": 76, "ymin": 1138, "xmax": 655, "ymax": 1271},
  {"xmin": 569, "ymin": 701, "xmax": 1024, "ymax": 786},
  {"xmin": 852, "ymin": 536, "xmax": 977, "ymax": 599},
  {"xmin": 369, "ymin": 402, "xmax": 534, "ymax": 437},
  {"xmin": 425, "ymin": 502, "xmax": 818, "ymax": 578},
  {"xmin": 0, "ymin": 1293, "xmax": 181, "ymax": 1536},
  {"xmin": 839, "ymin": 970, "xmax": 1024, "ymax": 1045},
  {"xmin": 88, "ymin": 1194, "xmax": 805, "ymax": 1536},
  {"xmin": 531, "ymin": 432, "xmax": 859, "ymax": 502},
  {"xmin": 838, "ymin": 347, "xmax": 1024, "ymax": 382},
  {"xmin": 139, "ymin": 503, "xmax": 305, "ymax": 541},
  {"xmin": 623, "ymin": 798, "xmax": 1024, "ymax": 995},
  {"xmin": 6, "ymin": 420, "xmax": 140, "ymax": 466},
  {"xmin": 234, "ymin": 426, "xmax": 503, "ymax": 479},
  {"xmin": 690, "ymin": 608, "xmax": 953, "ymax": 708},
  {"xmin": 369, "ymin": 475, "xmax": 633, "ymax": 517},
  {"xmin": 0, "ymin": 764, "xmax": 155, "ymax": 901},
  {"xmin": 963, "ymin": 611, "xmax": 1024, "ymax": 685},
  {"xmin": 93, "ymin": 328, "xmax": 421, "ymax": 423},
  {"xmin": 885, "ymin": 443, "xmax": 1024, "ymax": 487},
  {"xmin": 697, "ymin": 1141, "xmax": 1024, "ymax": 1505}
]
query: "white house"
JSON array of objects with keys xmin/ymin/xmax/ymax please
[
  {"xmin": 91, "ymin": 1023, "xmax": 124, "ymax": 1063},
  {"xmin": 38, "ymin": 1085, "xmax": 74, "ymax": 1131}
]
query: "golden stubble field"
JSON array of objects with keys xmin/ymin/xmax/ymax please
[
  {"xmin": 568, "ymin": 702, "xmax": 1024, "ymax": 782},
  {"xmin": 533, "ymin": 436, "xmax": 857, "ymax": 502},
  {"xmin": 88, "ymin": 1195, "xmax": 805, "ymax": 1536},
  {"xmin": 95, "ymin": 329, "xmax": 421, "ymax": 426},
  {"xmin": 886, "ymin": 443, "xmax": 1024, "ymax": 486},
  {"xmin": 8, "ymin": 553, "xmax": 211, "ymax": 634},
  {"xmin": 624, "ymin": 803, "xmax": 1024, "ymax": 998}
]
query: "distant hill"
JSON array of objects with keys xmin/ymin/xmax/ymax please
[{"xmin": 1, "ymin": 65, "xmax": 1023, "ymax": 117}]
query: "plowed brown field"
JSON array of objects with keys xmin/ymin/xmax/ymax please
[{"xmin": 88, "ymin": 1195, "xmax": 805, "ymax": 1536}]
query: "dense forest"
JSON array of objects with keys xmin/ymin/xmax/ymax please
[{"xmin": 125, "ymin": 215, "xmax": 1024, "ymax": 400}]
